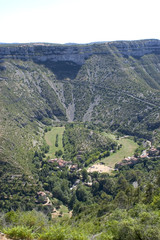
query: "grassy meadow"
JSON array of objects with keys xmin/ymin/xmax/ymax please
[
  {"xmin": 101, "ymin": 133, "xmax": 138, "ymax": 168},
  {"xmin": 45, "ymin": 126, "xmax": 65, "ymax": 159}
]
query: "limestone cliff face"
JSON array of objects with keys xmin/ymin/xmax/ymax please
[
  {"xmin": 111, "ymin": 39, "xmax": 160, "ymax": 57},
  {"xmin": 0, "ymin": 44, "xmax": 93, "ymax": 64},
  {"xmin": 0, "ymin": 39, "xmax": 160, "ymax": 65}
]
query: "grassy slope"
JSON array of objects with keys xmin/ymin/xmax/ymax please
[
  {"xmin": 45, "ymin": 127, "xmax": 65, "ymax": 158},
  {"xmin": 101, "ymin": 133, "xmax": 138, "ymax": 167}
]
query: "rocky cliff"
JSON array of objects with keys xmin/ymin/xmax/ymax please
[
  {"xmin": 1, "ymin": 39, "xmax": 160, "ymax": 65},
  {"xmin": 109, "ymin": 39, "xmax": 160, "ymax": 57},
  {"xmin": 0, "ymin": 44, "xmax": 93, "ymax": 64}
]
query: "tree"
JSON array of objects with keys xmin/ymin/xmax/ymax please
[
  {"xmin": 92, "ymin": 181, "xmax": 100, "ymax": 195},
  {"xmin": 76, "ymin": 185, "xmax": 88, "ymax": 202},
  {"xmin": 115, "ymin": 191, "xmax": 128, "ymax": 209},
  {"xmin": 55, "ymin": 150, "xmax": 63, "ymax": 157},
  {"xmin": 68, "ymin": 191, "xmax": 77, "ymax": 209},
  {"xmin": 117, "ymin": 174, "xmax": 129, "ymax": 191},
  {"xmin": 81, "ymin": 168, "xmax": 88, "ymax": 182},
  {"xmin": 145, "ymin": 183, "xmax": 154, "ymax": 204},
  {"xmin": 55, "ymin": 134, "xmax": 58, "ymax": 147},
  {"xmin": 117, "ymin": 219, "xmax": 138, "ymax": 240},
  {"xmin": 156, "ymin": 170, "xmax": 160, "ymax": 187}
]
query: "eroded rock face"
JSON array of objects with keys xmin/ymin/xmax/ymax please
[
  {"xmin": 0, "ymin": 44, "xmax": 93, "ymax": 64},
  {"xmin": 111, "ymin": 39, "xmax": 160, "ymax": 57},
  {"xmin": 1, "ymin": 39, "xmax": 160, "ymax": 64}
]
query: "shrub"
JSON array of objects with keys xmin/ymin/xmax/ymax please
[
  {"xmin": 69, "ymin": 230, "xmax": 88, "ymax": 240},
  {"xmin": 18, "ymin": 210, "xmax": 48, "ymax": 232},
  {"xmin": 38, "ymin": 226, "xmax": 88, "ymax": 240},
  {"xmin": 4, "ymin": 226, "xmax": 34, "ymax": 240},
  {"xmin": 96, "ymin": 232, "xmax": 114, "ymax": 240},
  {"xmin": 38, "ymin": 227, "xmax": 66, "ymax": 240},
  {"xmin": 5, "ymin": 210, "xmax": 19, "ymax": 225}
]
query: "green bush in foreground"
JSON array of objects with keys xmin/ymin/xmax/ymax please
[
  {"xmin": 96, "ymin": 232, "xmax": 114, "ymax": 240},
  {"xmin": 38, "ymin": 226, "xmax": 88, "ymax": 240},
  {"xmin": 4, "ymin": 226, "xmax": 34, "ymax": 240},
  {"xmin": 4, "ymin": 210, "xmax": 48, "ymax": 233}
]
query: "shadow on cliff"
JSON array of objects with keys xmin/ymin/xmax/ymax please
[{"xmin": 35, "ymin": 60, "xmax": 82, "ymax": 80}]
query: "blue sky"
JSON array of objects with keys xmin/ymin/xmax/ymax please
[{"xmin": 1, "ymin": 0, "xmax": 160, "ymax": 43}]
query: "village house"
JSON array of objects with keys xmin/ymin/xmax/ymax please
[
  {"xmin": 70, "ymin": 179, "xmax": 80, "ymax": 190},
  {"xmin": 36, "ymin": 191, "xmax": 52, "ymax": 208},
  {"xmin": 48, "ymin": 158, "xmax": 72, "ymax": 168},
  {"xmin": 11, "ymin": 175, "xmax": 22, "ymax": 179},
  {"xmin": 36, "ymin": 191, "xmax": 47, "ymax": 204},
  {"xmin": 148, "ymin": 147, "xmax": 159, "ymax": 157},
  {"xmin": 37, "ymin": 191, "xmax": 46, "ymax": 197},
  {"xmin": 115, "ymin": 156, "xmax": 139, "ymax": 168},
  {"xmin": 84, "ymin": 182, "xmax": 92, "ymax": 187},
  {"xmin": 140, "ymin": 150, "xmax": 149, "ymax": 158},
  {"xmin": 70, "ymin": 164, "xmax": 78, "ymax": 171},
  {"xmin": 48, "ymin": 158, "xmax": 58, "ymax": 163}
]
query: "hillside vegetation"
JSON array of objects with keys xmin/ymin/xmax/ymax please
[
  {"xmin": 1, "ymin": 41, "xmax": 160, "ymax": 173},
  {"xmin": 64, "ymin": 124, "xmax": 118, "ymax": 165},
  {"xmin": 0, "ymin": 40, "xmax": 160, "ymax": 239},
  {"xmin": 1, "ymin": 149, "xmax": 160, "ymax": 239}
]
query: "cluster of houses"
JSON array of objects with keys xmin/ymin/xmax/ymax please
[
  {"xmin": 48, "ymin": 158, "xmax": 78, "ymax": 171},
  {"xmin": 148, "ymin": 146, "xmax": 160, "ymax": 156},
  {"xmin": 47, "ymin": 145, "xmax": 160, "ymax": 172},
  {"xmin": 115, "ymin": 157, "xmax": 139, "ymax": 168},
  {"xmin": 116, "ymin": 146, "xmax": 160, "ymax": 169}
]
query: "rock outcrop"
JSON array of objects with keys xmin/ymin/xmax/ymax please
[
  {"xmin": 0, "ymin": 44, "xmax": 93, "ymax": 64},
  {"xmin": 110, "ymin": 39, "xmax": 160, "ymax": 57},
  {"xmin": 1, "ymin": 39, "xmax": 160, "ymax": 65}
]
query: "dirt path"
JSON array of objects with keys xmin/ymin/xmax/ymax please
[
  {"xmin": 43, "ymin": 197, "xmax": 50, "ymax": 206},
  {"xmin": 87, "ymin": 164, "xmax": 114, "ymax": 173}
]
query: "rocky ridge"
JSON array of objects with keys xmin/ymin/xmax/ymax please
[{"xmin": 0, "ymin": 39, "xmax": 160, "ymax": 65}]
